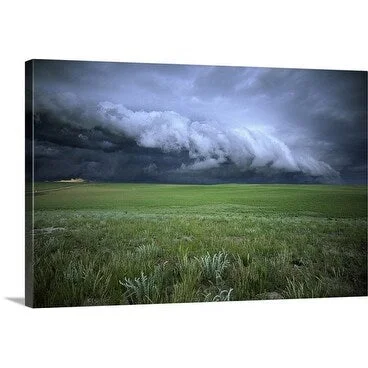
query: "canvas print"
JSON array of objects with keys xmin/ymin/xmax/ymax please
[{"xmin": 25, "ymin": 60, "xmax": 367, "ymax": 308}]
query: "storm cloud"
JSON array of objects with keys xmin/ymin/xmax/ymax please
[{"xmin": 27, "ymin": 60, "xmax": 367, "ymax": 184}]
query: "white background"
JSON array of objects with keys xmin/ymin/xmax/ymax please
[{"xmin": 0, "ymin": 1, "xmax": 367, "ymax": 367}]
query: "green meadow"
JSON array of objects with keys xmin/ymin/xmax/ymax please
[{"xmin": 29, "ymin": 183, "xmax": 367, "ymax": 307}]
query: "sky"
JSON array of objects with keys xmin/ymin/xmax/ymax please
[{"xmin": 26, "ymin": 60, "xmax": 367, "ymax": 184}]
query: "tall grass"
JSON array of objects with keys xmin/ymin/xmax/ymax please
[
  {"xmin": 195, "ymin": 251, "xmax": 230, "ymax": 284},
  {"xmin": 32, "ymin": 183, "xmax": 367, "ymax": 307},
  {"xmin": 120, "ymin": 272, "xmax": 158, "ymax": 304}
]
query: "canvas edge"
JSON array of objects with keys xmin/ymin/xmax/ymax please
[{"xmin": 25, "ymin": 60, "xmax": 34, "ymax": 308}]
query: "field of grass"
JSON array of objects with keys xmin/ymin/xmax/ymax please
[{"xmin": 28, "ymin": 183, "xmax": 367, "ymax": 307}]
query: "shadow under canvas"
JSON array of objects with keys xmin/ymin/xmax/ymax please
[{"xmin": 6, "ymin": 297, "xmax": 25, "ymax": 306}]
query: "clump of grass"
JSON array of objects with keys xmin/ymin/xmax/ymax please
[
  {"xmin": 284, "ymin": 275, "xmax": 326, "ymax": 299},
  {"xmin": 172, "ymin": 254, "xmax": 202, "ymax": 302},
  {"xmin": 119, "ymin": 260, "xmax": 176, "ymax": 304},
  {"xmin": 228, "ymin": 255, "xmax": 268, "ymax": 300},
  {"xmin": 204, "ymin": 288, "xmax": 233, "ymax": 302},
  {"xmin": 195, "ymin": 251, "xmax": 230, "ymax": 283},
  {"xmin": 33, "ymin": 248, "xmax": 114, "ymax": 307},
  {"xmin": 136, "ymin": 243, "xmax": 163, "ymax": 258},
  {"xmin": 120, "ymin": 272, "xmax": 158, "ymax": 304}
]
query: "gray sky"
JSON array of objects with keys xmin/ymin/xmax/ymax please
[{"xmin": 27, "ymin": 60, "xmax": 367, "ymax": 184}]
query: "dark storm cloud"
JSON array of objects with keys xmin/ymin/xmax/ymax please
[{"xmin": 29, "ymin": 60, "xmax": 367, "ymax": 183}]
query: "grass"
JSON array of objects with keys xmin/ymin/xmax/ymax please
[
  {"xmin": 195, "ymin": 251, "xmax": 230, "ymax": 284},
  {"xmin": 28, "ymin": 183, "xmax": 367, "ymax": 307}
]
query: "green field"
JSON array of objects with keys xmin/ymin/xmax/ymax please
[{"xmin": 29, "ymin": 183, "xmax": 367, "ymax": 307}]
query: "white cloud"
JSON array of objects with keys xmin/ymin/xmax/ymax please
[{"xmin": 98, "ymin": 102, "xmax": 339, "ymax": 180}]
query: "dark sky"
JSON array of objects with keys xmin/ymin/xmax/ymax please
[{"xmin": 27, "ymin": 60, "xmax": 367, "ymax": 184}]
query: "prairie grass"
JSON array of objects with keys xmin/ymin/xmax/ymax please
[
  {"xmin": 30, "ymin": 183, "xmax": 367, "ymax": 307},
  {"xmin": 195, "ymin": 251, "xmax": 230, "ymax": 284},
  {"xmin": 120, "ymin": 273, "xmax": 159, "ymax": 304}
]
